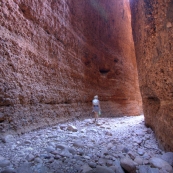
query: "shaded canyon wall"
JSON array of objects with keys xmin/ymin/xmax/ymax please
[
  {"xmin": 0, "ymin": 0, "xmax": 142, "ymax": 134},
  {"xmin": 130, "ymin": 0, "xmax": 173, "ymax": 151}
]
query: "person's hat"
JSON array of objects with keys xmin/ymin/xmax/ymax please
[{"xmin": 94, "ymin": 95, "xmax": 98, "ymax": 99}]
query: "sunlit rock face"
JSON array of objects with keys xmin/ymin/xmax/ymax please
[
  {"xmin": 0, "ymin": 0, "xmax": 142, "ymax": 134},
  {"xmin": 130, "ymin": 0, "xmax": 173, "ymax": 151}
]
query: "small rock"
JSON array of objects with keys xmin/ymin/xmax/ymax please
[
  {"xmin": 22, "ymin": 147, "xmax": 33, "ymax": 152},
  {"xmin": 0, "ymin": 159, "xmax": 11, "ymax": 168},
  {"xmin": 47, "ymin": 157, "xmax": 54, "ymax": 163},
  {"xmin": 2, "ymin": 135, "xmax": 15, "ymax": 143},
  {"xmin": 60, "ymin": 125, "xmax": 66, "ymax": 130},
  {"xmin": 81, "ymin": 164, "xmax": 92, "ymax": 173},
  {"xmin": 34, "ymin": 157, "xmax": 43, "ymax": 163},
  {"xmin": 105, "ymin": 131, "xmax": 112, "ymax": 136},
  {"xmin": 56, "ymin": 153, "xmax": 63, "ymax": 159},
  {"xmin": 98, "ymin": 158, "xmax": 107, "ymax": 165},
  {"xmin": 107, "ymin": 143, "xmax": 113, "ymax": 150},
  {"xmin": 77, "ymin": 150, "xmax": 84, "ymax": 156},
  {"xmin": 138, "ymin": 148, "xmax": 145, "ymax": 156},
  {"xmin": 83, "ymin": 156, "xmax": 91, "ymax": 160},
  {"xmin": 146, "ymin": 128, "xmax": 152, "ymax": 134},
  {"xmin": 16, "ymin": 163, "xmax": 34, "ymax": 173},
  {"xmin": 161, "ymin": 152, "xmax": 173, "ymax": 166},
  {"xmin": 59, "ymin": 150, "xmax": 72, "ymax": 158},
  {"xmin": 149, "ymin": 157, "xmax": 173, "ymax": 172},
  {"xmin": 134, "ymin": 156, "xmax": 143, "ymax": 165},
  {"xmin": 40, "ymin": 154, "xmax": 51, "ymax": 159},
  {"xmin": 111, "ymin": 159, "xmax": 125, "ymax": 173},
  {"xmin": 96, "ymin": 123, "xmax": 101, "ymax": 126},
  {"xmin": 86, "ymin": 166, "xmax": 114, "ymax": 173},
  {"xmin": 90, "ymin": 129, "xmax": 97, "ymax": 133},
  {"xmin": 135, "ymin": 130, "xmax": 145, "ymax": 137},
  {"xmin": 133, "ymin": 139, "xmax": 142, "ymax": 144},
  {"xmin": 101, "ymin": 148, "xmax": 109, "ymax": 156},
  {"xmin": 45, "ymin": 146, "xmax": 55, "ymax": 153},
  {"xmin": 67, "ymin": 125, "xmax": 78, "ymax": 132},
  {"xmin": 56, "ymin": 144, "xmax": 67, "ymax": 150},
  {"xmin": 88, "ymin": 162, "xmax": 97, "ymax": 168},
  {"xmin": 0, "ymin": 156, "xmax": 5, "ymax": 161},
  {"xmin": 26, "ymin": 154, "xmax": 35, "ymax": 162},
  {"xmin": 24, "ymin": 140, "xmax": 32, "ymax": 145},
  {"xmin": 50, "ymin": 150, "xmax": 59, "ymax": 155},
  {"xmin": 120, "ymin": 157, "xmax": 137, "ymax": 173},
  {"xmin": 1, "ymin": 168, "xmax": 16, "ymax": 173},
  {"xmin": 143, "ymin": 152, "xmax": 151, "ymax": 160},
  {"xmin": 143, "ymin": 159, "xmax": 149, "ymax": 165},
  {"xmin": 81, "ymin": 129, "xmax": 86, "ymax": 133},
  {"xmin": 73, "ymin": 141, "xmax": 84, "ymax": 148},
  {"xmin": 106, "ymin": 160, "xmax": 113, "ymax": 166},
  {"xmin": 138, "ymin": 165, "xmax": 159, "ymax": 173},
  {"xmin": 122, "ymin": 147, "xmax": 129, "ymax": 153},
  {"xmin": 128, "ymin": 152, "xmax": 136, "ymax": 160},
  {"xmin": 159, "ymin": 168, "xmax": 172, "ymax": 173},
  {"xmin": 74, "ymin": 154, "xmax": 82, "ymax": 160}
]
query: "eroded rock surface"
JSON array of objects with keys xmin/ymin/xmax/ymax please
[
  {"xmin": 0, "ymin": 0, "xmax": 142, "ymax": 134},
  {"xmin": 130, "ymin": 0, "xmax": 173, "ymax": 151}
]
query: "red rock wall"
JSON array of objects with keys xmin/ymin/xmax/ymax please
[
  {"xmin": 130, "ymin": 0, "xmax": 173, "ymax": 151},
  {"xmin": 0, "ymin": 0, "xmax": 142, "ymax": 134}
]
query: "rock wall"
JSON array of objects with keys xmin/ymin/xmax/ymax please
[
  {"xmin": 0, "ymin": 0, "xmax": 142, "ymax": 134},
  {"xmin": 130, "ymin": 0, "xmax": 173, "ymax": 151}
]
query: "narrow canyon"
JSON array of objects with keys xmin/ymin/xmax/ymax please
[{"xmin": 0, "ymin": 0, "xmax": 173, "ymax": 165}]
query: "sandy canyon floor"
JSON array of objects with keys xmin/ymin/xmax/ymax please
[{"xmin": 0, "ymin": 115, "xmax": 172, "ymax": 173}]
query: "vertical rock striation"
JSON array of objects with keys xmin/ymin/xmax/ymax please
[
  {"xmin": 130, "ymin": 0, "xmax": 173, "ymax": 151},
  {"xmin": 0, "ymin": 0, "xmax": 142, "ymax": 134}
]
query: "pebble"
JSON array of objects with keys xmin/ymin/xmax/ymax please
[
  {"xmin": 134, "ymin": 156, "xmax": 143, "ymax": 165},
  {"xmin": 138, "ymin": 148, "xmax": 145, "ymax": 156},
  {"xmin": 1, "ymin": 168, "xmax": 16, "ymax": 173},
  {"xmin": 73, "ymin": 141, "xmax": 84, "ymax": 148},
  {"xmin": 0, "ymin": 160, "xmax": 10, "ymax": 168},
  {"xmin": 161, "ymin": 152, "xmax": 173, "ymax": 166},
  {"xmin": 149, "ymin": 157, "xmax": 173, "ymax": 172},
  {"xmin": 120, "ymin": 157, "xmax": 137, "ymax": 173},
  {"xmin": 86, "ymin": 166, "xmax": 114, "ymax": 173},
  {"xmin": 88, "ymin": 162, "xmax": 97, "ymax": 168},
  {"xmin": 67, "ymin": 125, "xmax": 78, "ymax": 132},
  {"xmin": 26, "ymin": 154, "xmax": 35, "ymax": 162},
  {"xmin": 1, "ymin": 135, "xmax": 15, "ymax": 143},
  {"xmin": 81, "ymin": 164, "xmax": 92, "ymax": 173},
  {"xmin": 112, "ymin": 159, "xmax": 125, "ymax": 173},
  {"xmin": 138, "ymin": 165, "xmax": 159, "ymax": 173}
]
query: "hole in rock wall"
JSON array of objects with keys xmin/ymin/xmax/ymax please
[{"xmin": 99, "ymin": 68, "xmax": 110, "ymax": 75}]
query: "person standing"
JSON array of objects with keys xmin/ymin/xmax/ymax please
[{"xmin": 92, "ymin": 95, "xmax": 101, "ymax": 123}]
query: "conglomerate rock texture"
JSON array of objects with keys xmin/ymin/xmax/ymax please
[
  {"xmin": 130, "ymin": 0, "xmax": 173, "ymax": 151},
  {"xmin": 0, "ymin": 0, "xmax": 142, "ymax": 134}
]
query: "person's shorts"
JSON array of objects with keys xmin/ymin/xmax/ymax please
[{"xmin": 93, "ymin": 105, "xmax": 99, "ymax": 113}]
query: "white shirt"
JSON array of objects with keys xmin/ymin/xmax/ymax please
[{"xmin": 92, "ymin": 99, "xmax": 99, "ymax": 106}]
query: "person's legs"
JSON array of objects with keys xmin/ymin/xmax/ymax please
[
  {"xmin": 93, "ymin": 112, "xmax": 96, "ymax": 123},
  {"xmin": 96, "ymin": 112, "xmax": 98, "ymax": 123},
  {"xmin": 94, "ymin": 112, "xmax": 98, "ymax": 123},
  {"xmin": 93, "ymin": 106, "xmax": 99, "ymax": 123}
]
